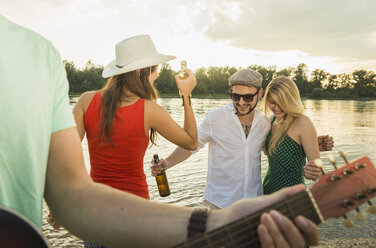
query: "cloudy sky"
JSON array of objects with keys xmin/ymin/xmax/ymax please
[{"xmin": 2, "ymin": 0, "xmax": 375, "ymax": 74}]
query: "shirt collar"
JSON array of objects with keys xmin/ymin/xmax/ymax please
[{"xmin": 227, "ymin": 102, "xmax": 237, "ymax": 114}]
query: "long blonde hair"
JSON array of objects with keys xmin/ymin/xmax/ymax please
[
  {"xmin": 99, "ymin": 65, "xmax": 158, "ymax": 146},
  {"xmin": 264, "ymin": 76, "xmax": 304, "ymax": 155}
]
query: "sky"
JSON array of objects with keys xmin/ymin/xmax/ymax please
[{"xmin": 1, "ymin": 0, "xmax": 376, "ymax": 75}]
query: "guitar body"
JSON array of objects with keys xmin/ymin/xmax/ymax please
[{"xmin": 0, "ymin": 206, "xmax": 51, "ymax": 248}]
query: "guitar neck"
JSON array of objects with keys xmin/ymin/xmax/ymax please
[{"xmin": 174, "ymin": 189, "xmax": 321, "ymax": 248}]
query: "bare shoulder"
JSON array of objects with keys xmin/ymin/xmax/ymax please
[
  {"xmin": 78, "ymin": 91, "xmax": 97, "ymax": 103},
  {"xmin": 296, "ymin": 114, "xmax": 312, "ymax": 123},
  {"xmin": 144, "ymin": 99, "xmax": 165, "ymax": 113},
  {"xmin": 295, "ymin": 115, "xmax": 315, "ymax": 131},
  {"xmin": 76, "ymin": 91, "xmax": 97, "ymax": 109}
]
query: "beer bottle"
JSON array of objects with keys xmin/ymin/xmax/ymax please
[
  {"xmin": 178, "ymin": 60, "xmax": 188, "ymax": 79},
  {"xmin": 178, "ymin": 61, "xmax": 191, "ymax": 106},
  {"xmin": 154, "ymin": 154, "xmax": 170, "ymax": 197}
]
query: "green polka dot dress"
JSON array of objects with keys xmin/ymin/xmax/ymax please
[{"xmin": 263, "ymin": 118, "xmax": 306, "ymax": 195}]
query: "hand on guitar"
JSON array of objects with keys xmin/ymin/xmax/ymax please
[
  {"xmin": 222, "ymin": 184, "xmax": 319, "ymax": 248},
  {"xmin": 258, "ymin": 210, "xmax": 318, "ymax": 248}
]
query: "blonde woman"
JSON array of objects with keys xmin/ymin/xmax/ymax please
[{"xmin": 262, "ymin": 76, "xmax": 322, "ymax": 194}]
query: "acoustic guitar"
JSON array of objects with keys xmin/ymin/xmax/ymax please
[
  {"xmin": 0, "ymin": 206, "xmax": 51, "ymax": 247},
  {"xmin": 172, "ymin": 155, "xmax": 376, "ymax": 248}
]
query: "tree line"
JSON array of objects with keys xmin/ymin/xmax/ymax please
[{"xmin": 65, "ymin": 60, "xmax": 376, "ymax": 99}]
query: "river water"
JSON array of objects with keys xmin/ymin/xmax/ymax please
[{"xmin": 43, "ymin": 97, "xmax": 376, "ymax": 247}]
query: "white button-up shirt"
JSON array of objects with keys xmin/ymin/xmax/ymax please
[{"xmin": 195, "ymin": 102, "xmax": 270, "ymax": 208}]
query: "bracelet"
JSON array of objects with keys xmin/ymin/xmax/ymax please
[
  {"xmin": 181, "ymin": 95, "xmax": 192, "ymax": 106},
  {"xmin": 187, "ymin": 208, "xmax": 210, "ymax": 238}
]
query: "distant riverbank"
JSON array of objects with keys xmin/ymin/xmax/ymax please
[{"xmin": 69, "ymin": 92, "xmax": 376, "ymax": 101}]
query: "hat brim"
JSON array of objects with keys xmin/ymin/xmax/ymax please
[{"xmin": 102, "ymin": 54, "xmax": 176, "ymax": 78}]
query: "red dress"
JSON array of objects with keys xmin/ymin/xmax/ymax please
[{"xmin": 84, "ymin": 92, "xmax": 149, "ymax": 199}]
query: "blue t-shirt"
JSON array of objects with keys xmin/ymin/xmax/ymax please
[{"xmin": 0, "ymin": 15, "xmax": 75, "ymax": 228}]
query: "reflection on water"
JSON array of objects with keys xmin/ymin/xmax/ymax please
[{"xmin": 70, "ymin": 96, "xmax": 376, "ymax": 245}]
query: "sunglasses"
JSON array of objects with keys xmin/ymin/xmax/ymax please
[{"xmin": 230, "ymin": 90, "xmax": 259, "ymax": 102}]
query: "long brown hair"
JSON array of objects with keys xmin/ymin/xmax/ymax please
[{"xmin": 99, "ymin": 65, "xmax": 158, "ymax": 146}]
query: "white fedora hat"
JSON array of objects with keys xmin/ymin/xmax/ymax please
[{"xmin": 102, "ymin": 34, "xmax": 176, "ymax": 78}]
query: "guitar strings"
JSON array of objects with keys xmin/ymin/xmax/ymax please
[
  {"xmin": 180, "ymin": 191, "xmax": 317, "ymax": 248},
  {"xmin": 226, "ymin": 196, "xmax": 318, "ymax": 248},
  {"xmin": 221, "ymin": 197, "xmax": 314, "ymax": 247},
  {"xmin": 182, "ymin": 202, "xmax": 315, "ymax": 248}
]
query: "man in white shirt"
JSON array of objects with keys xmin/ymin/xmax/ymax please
[{"xmin": 152, "ymin": 69, "xmax": 333, "ymax": 209}]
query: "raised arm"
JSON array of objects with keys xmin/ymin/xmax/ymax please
[{"xmin": 145, "ymin": 70, "xmax": 198, "ymax": 150}]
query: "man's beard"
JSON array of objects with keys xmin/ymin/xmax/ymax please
[{"xmin": 234, "ymin": 100, "xmax": 258, "ymax": 116}]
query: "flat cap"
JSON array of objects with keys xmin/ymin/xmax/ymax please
[{"xmin": 229, "ymin": 69, "xmax": 263, "ymax": 88}]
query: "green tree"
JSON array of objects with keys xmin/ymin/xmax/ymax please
[
  {"xmin": 206, "ymin": 66, "xmax": 235, "ymax": 94},
  {"xmin": 352, "ymin": 70, "xmax": 376, "ymax": 97},
  {"xmin": 193, "ymin": 67, "xmax": 209, "ymax": 94},
  {"xmin": 310, "ymin": 69, "xmax": 329, "ymax": 91},
  {"xmin": 293, "ymin": 63, "xmax": 309, "ymax": 94},
  {"xmin": 155, "ymin": 63, "xmax": 176, "ymax": 93},
  {"xmin": 312, "ymin": 87, "xmax": 323, "ymax": 99},
  {"xmin": 324, "ymin": 74, "xmax": 339, "ymax": 93},
  {"xmin": 62, "ymin": 59, "xmax": 375, "ymax": 98},
  {"xmin": 276, "ymin": 67, "xmax": 294, "ymax": 77},
  {"xmin": 248, "ymin": 65, "xmax": 276, "ymax": 90},
  {"xmin": 64, "ymin": 60, "xmax": 79, "ymax": 92},
  {"xmin": 64, "ymin": 60, "xmax": 105, "ymax": 93}
]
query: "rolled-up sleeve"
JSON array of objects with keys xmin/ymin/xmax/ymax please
[{"xmin": 192, "ymin": 113, "xmax": 211, "ymax": 154}]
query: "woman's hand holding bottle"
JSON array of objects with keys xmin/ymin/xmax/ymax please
[{"xmin": 175, "ymin": 69, "xmax": 196, "ymax": 97}]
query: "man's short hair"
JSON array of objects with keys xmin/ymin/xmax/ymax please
[{"xmin": 229, "ymin": 69, "xmax": 263, "ymax": 88}]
